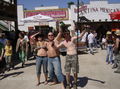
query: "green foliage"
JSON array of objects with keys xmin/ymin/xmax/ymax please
[{"xmin": 67, "ymin": 1, "xmax": 75, "ymax": 8}]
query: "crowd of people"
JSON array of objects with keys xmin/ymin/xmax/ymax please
[
  {"xmin": 105, "ymin": 30, "xmax": 120, "ymax": 73},
  {"xmin": 0, "ymin": 21, "xmax": 120, "ymax": 89}
]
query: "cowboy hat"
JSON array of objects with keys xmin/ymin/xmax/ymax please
[
  {"xmin": 106, "ymin": 31, "xmax": 112, "ymax": 35},
  {"xmin": 115, "ymin": 29, "xmax": 120, "ymax": 36}
]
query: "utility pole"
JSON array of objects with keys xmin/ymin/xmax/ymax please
[
  {"xmin": 76, "ymin": 1, "xmax": 79, "ymax": 89},
  {"xmin": 77, "ymin": 0, "xmax": 80, "ymax": 23}
]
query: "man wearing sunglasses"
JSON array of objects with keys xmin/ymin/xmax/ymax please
[{"xmin": 46, "ymin": 22, "xmax": 64, "ymax": 89}]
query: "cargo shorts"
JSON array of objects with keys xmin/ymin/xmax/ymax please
[{"xmin": 65, "ymin": 54, "xmax": 79, "ymax": 73}]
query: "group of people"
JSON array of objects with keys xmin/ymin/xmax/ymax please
[
  {"xmin": 1, "ymin": 21, "xmax": 120, "ymax": 89},
  {"xmin": 0, "ymin": 21, "xmax": 87, "ymax": 89},
  {"xmin": 32, "ymin": 23, "xmax": 87, "ymax": 89},
  {"xmin": 105, "ymin": 30, "xmax": 120, "ymax": 73},
  {"xmin": 72, "ymin": 25, "xmax": 99, "ymax": 55}
]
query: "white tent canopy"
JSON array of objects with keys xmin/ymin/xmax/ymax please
[{"xmin": 21, "ymin": 14, "xmax": 54, "ymax": 23}]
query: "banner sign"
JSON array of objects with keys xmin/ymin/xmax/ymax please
[
  {"xmin": 74, "ymin": 5, "xmax": 120, "ymax": 15},
  {"xmin": 24, "ymin": 8, "xmax": 68, "ymax": 20}
]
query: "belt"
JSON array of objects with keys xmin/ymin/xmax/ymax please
[
  {"xmin": 67, "ymin": 54, "xmax": 77, "ymax": 56},
  {"xmin": 36, "ymin": 56, "xmax": 47, "ymax": 58},
  {"xmin": 49, "ymin": 56, "xmax": 58, "ymax": 58}
]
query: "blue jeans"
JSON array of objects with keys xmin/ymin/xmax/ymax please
[
  {"xmin": 36, "ymin": 56, "xmax": 48, "ymax": 76},
  {"xmin": 89, "ymin": 43, "xmax": 94, "ymax": 53},
  {"xmin": 93, "ymin": 38, "xmax": 98, "ymax": 48},
  {"xmin": 5, "ymin": 56, "xmax": 12, "ymax": 69},
  {"xmin": 106, "ymin": 45, "xmax": 113, "ymax": 63},
  {"xmin": 48, "ymin": 56, "xmax": 64, "ymax": 82}
]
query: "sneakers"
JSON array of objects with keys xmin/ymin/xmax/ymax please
[{"xmin": 106, "ymin": 61, "xmax": 110, "ymax": 64}]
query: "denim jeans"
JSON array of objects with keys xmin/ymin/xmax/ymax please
[
  {"xmin": 5, "ymin": 56, "xmax": 12, "ymax": 68},
  {"xmin": 89, "ymin": 43, "xmax": 94, "ymax": 53},
  {"xmin": 106, "ymin": 45, "xmax": 113, "ymax": 63},
  {"xmin": 48, "ymin": 56, "xmax": 64, "ymax": 82},
  {"xmin": 36, "ymin": 56, "xmax": 48, "ymax": 76},
  {"xmin": 93, "ymin": 38, "xmax": 98, "ymax": 48}
]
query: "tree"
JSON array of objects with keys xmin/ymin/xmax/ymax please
[
  {"xmin": 24, "ymin": 8, "xmax": 27, "ymax": 10},
  {"xmin": 67, "ymin": 1, "xmax": 75, "ymax": 8}
]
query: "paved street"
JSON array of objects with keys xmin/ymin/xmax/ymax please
[{"xmin": 0, "ymin": 49, "xmax": 120, "ymax": 89}]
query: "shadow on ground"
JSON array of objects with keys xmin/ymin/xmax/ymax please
[
  {"xmin": 63, "ymin": 76, "xmax": 105, "ymax": 88},
  {"xmin": 0, "ymin": 71, "xmax": 24, "ymax": 80},
  {"xmin": 14, "ymin": 62, "xmax": 36, "ymax": 70},
  {"xmin": 77, "ymin": 77, "xmax": 105, "ymax": 87}
]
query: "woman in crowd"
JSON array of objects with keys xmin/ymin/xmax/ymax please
[
  {"xmin": 16, "ymin": 32, "xmax": 28, "ymax": 67},
  {"xmin": 106, "ymin": 31, "xmax": 114, "ymax": 64},
  {"xmin": 34, "ymin": 34, "xmax": 48, "ymax": 86}
]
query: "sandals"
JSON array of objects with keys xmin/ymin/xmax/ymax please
[
  {"xmin": 44, "ymin": 81, "xmax": 48, "ymax": 85},
  {"xmin": 36, "ymin": 82, "xmax": 41, "ymax": 86},
  {"xmin": 48, "ymin": 82, "xmax": 57, "ymax": 86}
]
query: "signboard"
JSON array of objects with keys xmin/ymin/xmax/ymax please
[
  {"xmin": 74, "ymin": 5, "xmax": 120, "ymax": 15},
  {"xmin": 24, "ymin": 8, "xmax": 68, "ymax": 20}
]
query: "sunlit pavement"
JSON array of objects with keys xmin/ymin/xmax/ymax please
[{"xmin": 0, "ymin": 48, "xmax": 120, "ymax": 89}]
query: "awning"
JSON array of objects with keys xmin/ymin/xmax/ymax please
[
  {"xmin": 109, "ymin": 11, "xmax": 120, "ymax": 20},
  {"xmin": 0, "ymin": 23, "xmax": 9, "ymax": 31}
]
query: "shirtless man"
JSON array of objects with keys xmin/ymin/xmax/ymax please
[
  {"xmin": 57, "ymin": 29, "xmax": 87, "ymax": 89},
  {"xmin": 114, "ymin": 30, "xmax": 120, "ymax": 73},
  {"xmin": 46, "ymin": 25, "xmax": 64, "ymax": 88}
]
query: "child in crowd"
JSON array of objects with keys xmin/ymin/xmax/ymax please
[{"xmin": 4, "ymin": 40, "xmax": 12, "ymax": 71}]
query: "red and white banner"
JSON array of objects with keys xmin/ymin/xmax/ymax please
[{"xmin": 24, "ymin": 8, "xmax": 68, "ymax": 20}]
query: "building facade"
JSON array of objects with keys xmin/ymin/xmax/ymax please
[
  {"xmin": 70, "ymin": 0, "xmax": 120, "ymax": 22},
  {"xmin": 17, "ymin": 0, "xmax": 120, "ymax": 32},
  {"xmin": 0, "ymin": 0, "xmax": 17, "ymax": 32},
  {"xmin": 18, "ymin": 5, "xmax": 69, "ymax": 32}
]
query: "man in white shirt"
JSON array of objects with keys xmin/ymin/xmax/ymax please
[
  {"xmin": 81, "ymin": 32, "xmax": 88, "ymax": 42},
  {"xmin": 88, "ymin": 30, "xmax": 94, "ymax": 55}
]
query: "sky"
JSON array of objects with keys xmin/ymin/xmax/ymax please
[{"xmin": 17, "ymin": 0, "xmax": 120, "ymax": 10}]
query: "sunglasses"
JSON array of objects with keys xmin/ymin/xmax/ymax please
[{"xmin": 48, "ymin": 35, "xmax": 54, "ymax": 36}]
